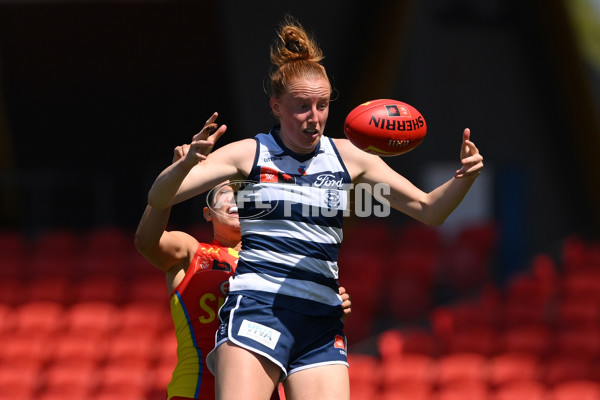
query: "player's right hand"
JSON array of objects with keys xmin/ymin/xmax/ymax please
[{"xmin": 181, "ymin": 112, "xmax": 227, "ymax": 166}]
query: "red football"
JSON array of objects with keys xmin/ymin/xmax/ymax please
[{"xmin": 344, "ymin": 99, "xmax": 427, "ymax": 156}]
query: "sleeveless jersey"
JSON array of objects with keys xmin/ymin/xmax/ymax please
[
  {"xmin": 167, "ymin": 241, "xmax": 238, "ymax": 400},
  {"xmin": 231, "ymin": 129, "xmax": 351, "ymax": 317}
]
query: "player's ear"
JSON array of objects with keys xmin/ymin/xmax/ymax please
[
  {"xmin": 203, "ymin": 206, "xmax": 213, "ymax": 222},
  {"xmin": 270, "ymin": 97, "xmax": 281, "ymax": 117}
]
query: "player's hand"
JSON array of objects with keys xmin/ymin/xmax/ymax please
[
  {"xmin": 180, "ymin": 112, "xmax": 227, "ymax": 166},
  {"xmin": 172, "ymin": 144, "xmax": 190, "ymax": 163},
  {"xmin": 455, "ymin": 128, "xmax": 484, "ymax": 179},
  {"xmin": 339, "ymin": 286, "xmax": 352, "ymax": 321}
]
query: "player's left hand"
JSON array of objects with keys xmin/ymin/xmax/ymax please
[
  {"xmin": 455, "ymin": 128, "xmax": 484, "ymax": 179},
  {"xmin": 339, "ymin": 286, "xmax": 352, "ymax": 321}
]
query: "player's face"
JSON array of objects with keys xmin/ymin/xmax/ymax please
[
  {"xmin": 210, "ymin": 186, "xmax": 240, "ymax": 231},
  {"xmin": 271, "ymin": 77, "xmax": 331, "ymax": 154}
]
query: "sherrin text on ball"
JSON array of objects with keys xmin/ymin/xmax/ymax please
[{"xmin": 344, "ymin": 99, "xmax": 427, "ymax": 156}]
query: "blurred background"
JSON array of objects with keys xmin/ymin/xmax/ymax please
[{"xmin": 1, "ymin": 0, "xmax": 600, "ymax": 399}]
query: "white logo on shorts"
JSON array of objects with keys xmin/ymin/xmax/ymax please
[{"xmin": 238, "ymin": 319, "xmax": 281, "ymax": 350}]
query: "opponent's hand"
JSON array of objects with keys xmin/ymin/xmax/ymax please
[
  {"xmin": 180, "ymin": 112, "xmax": 227, "ymax": 166},
  {"xmin": 172, "ymin": 144, "xmax": 190, "ymax": 163},
  {"xmin": 455, "ymin": 128, "xmax": 484, "ymax": 179},
  {"xmin": 339, "ymin": 286, "xmax": 352, "ymax": 321}
]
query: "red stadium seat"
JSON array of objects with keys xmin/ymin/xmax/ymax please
[
  {"xmin": 500, "ymin": 323, "xmax": 552, "ymax": 356},
  {"xmin": 0, "ymin": 361, "xmax": 41, "ymax": 399},
  {"xmin": 380, "ymin": 382, "xmax": 432, "ymax": 400},
  {"xmin": 347, "ymin": 353, "xmax": 380, "ymax": 395},
  {"xmin": 97, "ymin": 361, "xmax": 152, "ymax": 397},
  {"xmin": 119, "ymin": 300, "xmax": 171, "ymax": 335},
  {"xmin": 80, "ymin": 226, "xmax": 132, "ymax": 256},
  {"xmin": 492, "ymin": 380, "xmax": 547, "ymax": 400},
  {"xmin": 486, "ymin": 351, "xmax": 541, "ymax": 388},
  {"xmin": 24, "ymin": 277, "xmax": 72, "ymax": 304},
  {"xmin": 105, "ymin": 330, "xmax": 157, "ymax": 366},
  {"xmin": 0, "ymin": 277, "xmax": 23, "ymax": 307},
  {"xmin": 0, "ymin": 333, "xmax": 52, "ymax": 364},
  {"xmin": 12, "ymin": 301, "xmax": 65, "ymax": 335},
  {"xmin": 561, "ymin": 269, "xmax": 600, "ymax": 304},
  {"xmin": 41, "ymin": 361, "xmax": 98, "ymax": 396},
  {"xmin": 64, "ymin": 300, "xmax": 121, "ymax": 336},
  {"xmin": 443, "ymin": 323, "xmax": 499, "ymax": 356},
  {"xmin": 128, "ymin": 274, "xmax": 169, "ymax": 303},
  {"xmin": 0, "ymin": 304, "xmax": 14, "ymax": 335},
  {"xmin": 51, "ymin": 333, "xmax": 109, "ymax": 365},
  {"xmin": 74, "ymin": 275, "xmax": 125, "ymax": 303},
  {"xmin": 555, "ymin": 296, "xmax": 600, "ymax": 327},
  {"xmin": 436, "ymin": 352, "xmax": 488, "ymax": 387},
  {"xmin": 434, "ymin": 380, "xmax": 489, "ymax": 400},
  {"xmin": 377, "ymin": 328, "xmax": 439, "ymax": 360},
  {"xmin": 553, "ymin": 325, "xmax": 600, "ymax": 360},
  {"xmin": 549, "ymin": 380, "xmax": 600, "ymax": 400},
  {"xmin": 156, "ymin": 329, "xmax": 178, "ymax": 366},
  {"xmin": 544, "ymin": 354, "xmax": 593, "ymax": 386},
  {"xmin": 379, "ymin": 353, "xmax": 437, "ymax": 390}
]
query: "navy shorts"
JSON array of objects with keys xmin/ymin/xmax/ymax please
[{"xmin": 206, "ymin": 294, "xmax": 348, "ymax": 378}]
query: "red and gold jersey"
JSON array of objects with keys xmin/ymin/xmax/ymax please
[{"xmin": 167, "ymin": 241, "xmax": 238, "ymax": 400}]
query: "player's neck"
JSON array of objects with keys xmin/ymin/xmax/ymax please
[{"xmin": 213, "ymin": 232, "xmax": 242, "ymax": 251}]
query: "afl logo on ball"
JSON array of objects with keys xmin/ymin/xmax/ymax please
[{"xmin": 385, "ymin": 104, "xmax": 411, "ymax": 118}]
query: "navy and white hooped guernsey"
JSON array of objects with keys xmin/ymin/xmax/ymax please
[{"xmin": 230, "ymin": 129, "xmax": 352, "ymax": 317}]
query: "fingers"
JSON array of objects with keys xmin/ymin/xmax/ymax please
[{"xmin": 456, "ymin": 128, "xmax": 483, "ymax": 178}]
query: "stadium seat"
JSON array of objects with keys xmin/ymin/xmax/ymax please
[
  {"xmin": 492, "ymin": 380, "xmax": 547, "ymax": 400},
  {"xmin": 380, "ymin": 382, "xmax": 432, "ymax": 400},
  {"xmin": 549, "ymin": 380, "xmax": 600, "ymax": 400},
  {"xmin": 501, "ymin": 296, "xmax": 549, "ymax": 327},
  {"xmin": 0, "ymin": 251, "xmax": 26, "ymax": 281},
  {"xmin": 0, "ymin": 304, "xmax": 14, "ymax": 335},
  {"xmin": 383, "ymin": 249, "xmax": 437, "ymax": 321},
  {"xmin": 24, "ymin": 277, "xmax": 72, "ymax": 304},
  {"xmin": 561, "ymin": 269, "xmax": 600, "ymax": 304},
  {"xmin": 51, "ymin": 332, "xmax": 109, "ymax": 365},
  {"xmin": 347, "ymin": 353, "xmax": 380, "ymax": 395},
  {"xmin": 434, "ymin": 380, "xmax": 489, "ymax": 400},
  {"xmin": 442, "ymin": 323, "xmax": 499, "ymax": 356},
  {"xmin": 105, "ymin": 330, "xmax": 157, "ymax": 366},
  {"xmin": 553, "ymin": 325, "xmax": 600, "ymax": 360},
  {"xmin": 128, "ymin": 274, "xmax": 169, "ymax": 303},
  {"xmin": 377, "ymin": 328, "xmax": 439, "ymax": 360},
  {"xmin": 486, "ymin": 351, "xmax": 541, "ymax": 388},
  {"xmin": 74, "ymin": 275, "xmax": 125, "ymax": 303},
  {"xmin": 12, "ymin": 301, "xmax": 65, "ymax": 335},
  {"xmin": 555, "ymin": 296, "xmax": 600, "ymax": 327},
  {"xmin": 64, "ymin": 300, "xmax": 121, "ymax": 336},
  {"xmin": 97, "ymin": 361, "xmax": 152, "ymax": 398},
  {"xmin": 0, "ymin": 277, "xmax": 23, "ymax": 307},
  {"xmin": 543, "ymin": 354, "xmax": 593, "ymax": 386},
  {"xmin": 156, "ymin": 329, "xmax": 178, "ymax": 366},
  {"xmin": 80, "ymin": 225, "xmax": 132, "ymax": 256},
  {"xmin": 436, "ymin": 352, "xmax": 488, "ymax": 387},
  {"xmin": 41, "ymin": 361, "xmax": 98, "ymax": 396},
  {"xmin": 119, "ymin": 300, "xmax": 171, "ymax": 335},
  {"xmin": 0, "ymin": 333, "xmax": 52, "ymax": 364},
  {"xmin": 379, "ymin": 353, "xmax": 437, "ymax": 390},
  {"xmin": 0, "ymin": 359, "xmax": 42, "ymax": 398},
  {"xmin": 499, "ymin": 323, "xmax": 552, "ymax": 356}
]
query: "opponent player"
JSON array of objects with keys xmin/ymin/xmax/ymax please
[
  {"xmin": 147, "ymin": 15, "xmax": 483, "ymax": 400},
  {"xmin": 134, "ymin": 135, "xmax": 352, "ymax": 400}
]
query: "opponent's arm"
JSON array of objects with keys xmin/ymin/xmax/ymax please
[{"xmin": 148, "ymin": 113, "xmax": 253, "ymax": 209}]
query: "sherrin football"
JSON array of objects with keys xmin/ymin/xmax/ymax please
[{"xmin": 344, "ymin": 99, "xmax": 427, "ymax": 156}]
